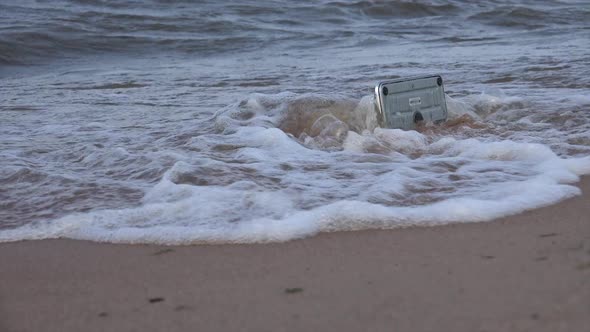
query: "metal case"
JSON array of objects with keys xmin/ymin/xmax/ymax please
[{"xmin": 374, "ymin": 75, "xmax": 447, "ymax": 130}]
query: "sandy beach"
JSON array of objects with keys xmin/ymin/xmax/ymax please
[
  {"xmin": 1, "ymin": 177, "xmax": 589, "ymax": 332},
  {"xmin": 3, "ymin": 1, "xmax": 590, "ymax": 331}
]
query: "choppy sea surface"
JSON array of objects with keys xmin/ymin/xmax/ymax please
[{"xmin": 1, "ymin": 0, "xmax": 589, "ymax": 244}]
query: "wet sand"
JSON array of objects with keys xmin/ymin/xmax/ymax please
[{"xmin": 1, "ymin": 178, "xmax": 589, "ymax": 332}]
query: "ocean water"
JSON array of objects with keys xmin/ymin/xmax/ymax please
[{"xmin": 1, "ymin": 0, "xmax": 589, "ymax": 244}]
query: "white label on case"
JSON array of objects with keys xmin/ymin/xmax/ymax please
[{"xmin": 409, "ymin": 97, "xmax": 422, "ymax": 107}]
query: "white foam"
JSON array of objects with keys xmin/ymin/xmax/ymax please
[
  {"xmin": 2, "ymin": 92, "xmax": 589, "ymax": 245},
  {"xmin": 2, "ymin": 134, "xmax": 588, "ymax": 244}
]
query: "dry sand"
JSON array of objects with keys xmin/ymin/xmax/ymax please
[{"xmin": 1, "ymin": 178, "xmax": 589, "ymax": 332}]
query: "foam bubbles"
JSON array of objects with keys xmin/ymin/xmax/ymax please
[{"xmin": 1, "ymin": 91, "xmax": 589, "ymax": 244}]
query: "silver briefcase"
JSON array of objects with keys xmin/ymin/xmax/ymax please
[{"xmin": 374, "ymin": 75, "xmax": 448, "ymax": 130}]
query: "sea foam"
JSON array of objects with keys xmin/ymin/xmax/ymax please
[{"xmin": 2, "ymin": 98, "xmax": 588, "ymax": 244}]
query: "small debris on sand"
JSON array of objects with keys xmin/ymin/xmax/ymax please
[
  {"xmin": 285, "ymin": 288, "xmax": 303, "ymax": 294},
  {"xmin": 539, "ymin": 233, "xmax": 559, "ymax": 238},
  {"xmin": 151, "ymin": 248, "xmax": 175, "ymax": 256}
]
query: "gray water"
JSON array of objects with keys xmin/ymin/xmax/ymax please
[{"xmin": 1, "ymin": 0, "xmax": 589, "ymax": 244}]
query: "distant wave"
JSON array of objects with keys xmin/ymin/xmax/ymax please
[{"xmin": 1, "ymin": 0, "xmax": 588, "ymax": 65}]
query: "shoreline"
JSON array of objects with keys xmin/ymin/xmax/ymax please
[{"xmin": 1, "ymin": 177, "xmax": 589, "ymax": 332}]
